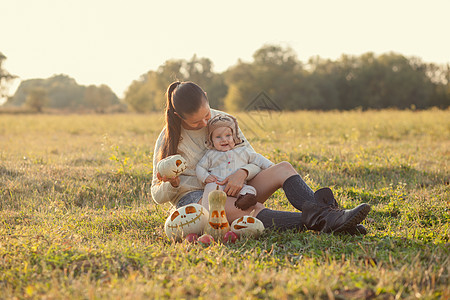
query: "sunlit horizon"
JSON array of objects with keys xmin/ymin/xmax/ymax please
[{"xmin": 2, "ymin": 0, "xmax": 449, "ymax": 101}]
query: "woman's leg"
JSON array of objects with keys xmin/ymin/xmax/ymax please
[
  {"xmin": 225, "ymin": 165, "xmax": 308, "ymax": 230},
  {"xmin": 247, "ymin": 161, "xmax": 371, "ymax": 233},
  {"xmin": 209, "ymin": 184, "xmax": 302, "ymax": 231},
  {"xmin": 223, "ymin": 164, "xmax": 293, "ymax": 218},
  {"xmin": 225, "ymin": 197, "xmax": 305, "ymax": 231},
  {"xmin": 248, "ymin": 162, "xmax": 315, "ymax": 210},
  {"xmin": 247, "ymin": 162, "xmax": 298, "ymax": 203}
]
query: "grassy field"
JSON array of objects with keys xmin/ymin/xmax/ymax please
[{"xmin": 0, "ymin": 109, "xmax": 448, "ymax": 299}]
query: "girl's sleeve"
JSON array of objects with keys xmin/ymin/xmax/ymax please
[
  {"xmin": 151, "ymin": 129, "xmax": 180, "ymax": 204},
  {"xmin": 236, "ymin": 124, "xmax": 261, "ymax": 180},
  {"xmin": 196, "ymin": 152, "xmax": 211, "ymax": 183},
  {"xmin": 245, "ymin": 148, "xmax": 274, "ymax": 170}
]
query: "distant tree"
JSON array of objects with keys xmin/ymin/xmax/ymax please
[
  {"xmin": 343, "ymin": 53, "xmax": 435, "ymax": 109},
  {"xmin": 0, "ymin": 52, "xmax": 17, "ymax": 102},
  {"xmin": 7, "ymin": 74, "xmax": 119, "ymax": 111},
  {"xmin": 224, "ymin": 44, "xmax": 303, "ymax": 111},
  {"xmin": 222, "ymin": 83, "xmax": 246, "ymax": 112},
  {"xmin": 7, "ymin": 74, "xmax": 85, "ymax": 108},
  {"xmin": 306, "ymin": 54, "xmax": 361, "ymax": 110},
  {"xmin": 45, "ymin": 75, "xmax": 86, "ymax": 108},
  {"xmin": 83, "ymin": 84, "xmax": 119, "ymax": 113},
  {"xmin": 124, "ymin": 71, "xmax": 162, "ymax": 112},
  {"xmin": 304, "ymin": 57, "xmax": 340, "ymax": 109},
  {"xmin": 155, "ymin": 55, "xmax": 227, "ymax": 109},
  {"xmin": 181, "ymin": 55, "xmax": 227, "ymax": 109},
  {"xmin": 426, "ymin": 63, "xmax": 450, "ymax": 108},
  {"xmin": 306, "ymin": 52, "xmax": 446, "ymax": 110},
  {"xmin": 25, "ymin": 87, "xmax": 48, "ymax": 112},
  {"xmin": 124, "ymin": 55, "xmax": 227, "ymax": 112},
  {"xmin": 223, "ymin": 61, "xmax": 257, "ymax": 111},
  {"xmin": 5, "ymin": 78, "xmax": 43, "ymax": 106}
]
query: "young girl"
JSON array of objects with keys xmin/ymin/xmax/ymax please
[
  {"xmin": 196, "ymin": 114, "xmax": 274, "ymax": 211},
  {"xmin": 151, "ymin": 81, "xmax": 371, "ymax": 234}
]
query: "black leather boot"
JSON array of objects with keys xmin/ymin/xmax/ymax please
[
  {"xmin": 314, "ymin": 188, "xmax": 368, "ymax": 235},
  {"xmin": 302, "ymin": 189, "xmax": 371, "ymax": 233}
]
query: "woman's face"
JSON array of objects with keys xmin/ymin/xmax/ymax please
[{"xmin": 180, "ymin": 102, "xmax": 211, "ymax": 130}]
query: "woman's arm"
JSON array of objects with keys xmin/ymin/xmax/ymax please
[{"xmin": 150, "ymin": 129, "xmax": 180, "ymax": 204}]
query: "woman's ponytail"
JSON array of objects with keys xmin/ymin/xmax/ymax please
[
  {"xmin": 158, "ymin": 81, "xmax": 208, "ymax": 161},
  {"xmin": 159, "ymin": 81, "xmax": 182, "ymax": 160}
]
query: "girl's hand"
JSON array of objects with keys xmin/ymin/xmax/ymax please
[
  {"xmin": 157, "ymin": 172, "xmax": 180, "ymax": 187},
  {"xmin": 217, "ymin": 169, "xmax": 248, "ymax": 197},
  {"xmin": 205, "ymin": 175, "xmax": 218, "ymax": 183}
]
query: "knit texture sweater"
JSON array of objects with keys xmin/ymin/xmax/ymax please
[
  {"xmin": 151, "ymin": 109, "xmax": 261, "ymax": 207},
  {"xmin": 196, "ymin": 147, "xmax": 274, "ymax": 183}
]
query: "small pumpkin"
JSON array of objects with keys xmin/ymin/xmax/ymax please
[
  {"xmin": 204, "ymin": 186, "xmax": 230, "ymax": 241},
  {"xmin": 231, "ymin": 215, "xmax": 264, "ymax": 238},
  {"xmin": 164, "ymin": 203, "xmax": 208, "ymax": 241},
  {"xmin": 157, "ymin": 154, "xmax": 187, "ymax": 179}
]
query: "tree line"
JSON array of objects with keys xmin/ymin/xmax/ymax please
[
  {"xmin": 0, "ymin": 52, "xmax": 16, "ymax": 102},
  {"xmin": 2, "ymin": 45, "xmax": 449, "ymax": 112},
  {"xmin": 125, "ymin": 45, "xmax": 449, "ymax": 112},
  {"xmin": 4, "ymin": 74, "xmax": 121, "ymax": 113}
]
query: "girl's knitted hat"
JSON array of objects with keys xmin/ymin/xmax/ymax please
[{"xmin": 205, "ymin": 114, "xmax": 243, "ymax": 149}]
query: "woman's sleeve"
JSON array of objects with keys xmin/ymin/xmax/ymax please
[{"xmin": 150, "ymin": 129, "xmax": 180, "ymax": 204}]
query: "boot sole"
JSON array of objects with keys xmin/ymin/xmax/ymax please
[{"xmin": 333, "ymin": 204, "xmax": 371, "ymax": 233}]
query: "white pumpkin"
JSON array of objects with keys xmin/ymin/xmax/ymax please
[
  {"xmin": 164, "ymin": 203, "xmax": 208, "ymax": 241},
  {"xmin": 157, "ymin": 154, "xmax": 187, "ymax": 179},
  {"xmin": 231, "ymin": 215, "xmax": 264, "ymax": 238}
]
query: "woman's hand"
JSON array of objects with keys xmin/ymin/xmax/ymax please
[
  {"xmin": 157, "ymin": 172, "xmax": 180, "ymax": 187},
  {"xmin": 217, "ymin": 169, "xmax": 248, "ymax": 197}
]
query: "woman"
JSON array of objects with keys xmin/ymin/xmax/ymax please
[{"xmin": 151, "ymin": 81, "xmax": 370, "ymax": 234}]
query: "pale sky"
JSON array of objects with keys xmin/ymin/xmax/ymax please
[{"xmin": 1, "ymin": 0, "xmax": 449, "ymax": 101}]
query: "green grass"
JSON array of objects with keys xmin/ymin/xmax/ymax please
[{"xmin": 0, "ymin": 110, "xmax": 449, "ymax": 299}]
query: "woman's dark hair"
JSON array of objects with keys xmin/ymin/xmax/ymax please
[{"xmin": 159, "ymin": 81, "xmax": 208, "ymax": 160}]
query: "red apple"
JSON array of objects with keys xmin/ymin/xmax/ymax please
[
  {"xmin": 185, "ymin": 233, "xmax": 199, "ymax": 243},
  {"xmin": 223, "ymin": 231, "xmax": 238, "ymax": 243},
  {"xmin": 197, "ymin": 234, "xmax": 214, "ymax": 247}
]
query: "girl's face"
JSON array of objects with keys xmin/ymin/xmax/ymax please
[
  {"xmin": 179, "ymin": 102, "xmax": 211, "ymax": 130},
  {"xmin": 211, "ymin": 127, "xmax": 235, "ymax": 152}
]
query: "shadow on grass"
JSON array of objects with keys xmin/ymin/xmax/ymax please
[
  {"xmin": 0, "ymin": 165, "xmax": 22, "ymax": 178},
  {"xmin": 340, "ymin": 165, "xmax": 449, "ymax": 187},
  {"xmin": 70, "ymin": 157, "xmax": 109, "ymax": 166},
  {"xmin": 68, "ymin": 171, "xmax": 154, "ymax": 209},
  {"xmin": 256, "ymin": 227, "xmax": 448, "ymax": 265},
  {"xmin": 306, "ymin": 165, "xmax": 448, "ymax": 203}
]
